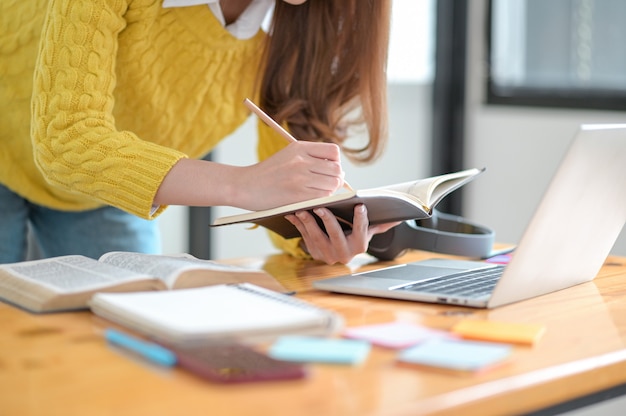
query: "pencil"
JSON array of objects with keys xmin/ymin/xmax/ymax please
[
  {"xmin": 244, "ymin": 98, "xmax": 299, "ymax": 143},
  {"xmin": 244, "ymin": 98, "xmax": 355, "ymax": 192}
]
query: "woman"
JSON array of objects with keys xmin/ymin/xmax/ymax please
[{"xmin": 0, "ymin": 0, "xmax": 396, "ymax": 264}]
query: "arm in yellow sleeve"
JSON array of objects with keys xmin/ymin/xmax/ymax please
[{"xmin": 30, "ymin": 0, "xmax": 185, "ymax": 219}]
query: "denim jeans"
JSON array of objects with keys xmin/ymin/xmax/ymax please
[{"xmin": 0, "ymin": 184, "xmax": 161, "ymax": 263}]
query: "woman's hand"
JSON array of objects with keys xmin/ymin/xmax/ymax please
[
  {"xmin": 234, "ymin": 141, "xmax": 347, "ymax": 211},
  {"xmin": 285, "ymin": 204, "xmax": 400, "ymax": 265}
]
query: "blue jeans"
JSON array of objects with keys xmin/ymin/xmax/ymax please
[{"xmin": 0, "ymin": 184, "xmax": 161, "ymax": 263}]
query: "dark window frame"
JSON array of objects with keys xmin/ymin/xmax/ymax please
[
  {"xmin": 486, "ymin": 0, "xmax": 626, "ymax": 112},
  {"xmin": 431, "ymin": 0, "xmax": 468, "ymax": 216}
]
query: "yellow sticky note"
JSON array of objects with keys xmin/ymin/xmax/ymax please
[{"xmin": 451, "ymin": 320, "xmax": 546, "ymax": 346}]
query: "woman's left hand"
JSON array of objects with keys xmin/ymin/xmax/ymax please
[{"xmin": 285, "ymin": 204, "xmax": 400, "ymax": 265}]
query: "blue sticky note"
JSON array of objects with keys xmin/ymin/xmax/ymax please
[
  {"xmin": 398, "ymin": 339, "xmax": 512, "ymax": 372},
  {"xmin": 269, "ymin": 336, "xmax": 371, "ymax": 365}
]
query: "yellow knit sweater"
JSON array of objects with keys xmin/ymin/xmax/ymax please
[
  {"xmin": 0, "ymin": 0, "xmax": 307, "ymax": 258},
  {"xmin": 1, "ymin": 0, "xmax": 269, "ymax": 217}
]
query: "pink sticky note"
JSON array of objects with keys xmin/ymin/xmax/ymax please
[
  {"xmin": 343, "ymin": 322, "xmax": 454, "ymax": 349},
  {"xmin": 485, "ymin": 254, "xmax": 512, "ymax": 264}
]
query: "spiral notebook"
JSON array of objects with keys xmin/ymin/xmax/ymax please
[{"xmin": 89, "ymin": 284, "xmax": 343, "ymax": 347}]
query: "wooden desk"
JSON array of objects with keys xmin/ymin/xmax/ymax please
[{"xmin": 2, "ymin": 250, "xmax": 626, "ymax": 416}]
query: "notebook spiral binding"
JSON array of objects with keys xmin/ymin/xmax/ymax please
[{"xmin": 233, "ymin": 283, "xmax": 321, "ymax": 312}]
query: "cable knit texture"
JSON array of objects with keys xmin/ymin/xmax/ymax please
[{"xmin": 1, "ymin": 0, "xmax": 267, "ymax": 218}]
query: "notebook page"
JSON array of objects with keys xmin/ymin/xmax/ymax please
[{"xmin": 89, "ymin": 284, "xmax": 338, "ymax": 342}]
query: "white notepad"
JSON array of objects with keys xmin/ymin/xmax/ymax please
[{"xmin": 89, "ymin": 283, "xmax": 343, "ymax": 347}]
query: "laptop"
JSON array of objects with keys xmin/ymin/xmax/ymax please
[{"xmin": 313, "ymin": 124, "xmax": 626, "ymax": 308}]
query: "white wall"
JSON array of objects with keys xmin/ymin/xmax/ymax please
[
  {"xmin": 157, "ymin": 205, "xmax": 189, "ymax": 255},
  {"xmin": 464, "ymin": 0, "xmax": 626, "ymax": 256}
]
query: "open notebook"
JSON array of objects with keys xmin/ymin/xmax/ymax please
[{"xmin": 314, "ymin": 123, "xmax": 626, "ymax": 308}]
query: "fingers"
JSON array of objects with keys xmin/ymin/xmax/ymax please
[
  {"xmin": 308, "ymin": 158, "xmax": 344, "ymax": 180},
  {"xmin": 285, "ymin": 204, "xmax": 379, "ymax": 265},
  {"xmin": 267, "ymin": 141, "xmax": 346, "ymax": 195},
  {"xmin": 301, "ymin": 141, "xmax": 342, "ymax": 162},
  {"xmin": 285, "ymin": 209, "xmax": 345, "ymax": 264},
  {"xmin": 289, "ymin": 142, "xmax": 345, "ymax": 193},
  {"xmin": 305, "ymin": 162, "xmax": 345, "ymax": 193},
  {"xmin": 294, "ymin": 142, "xmax": 345, "ymax": 193}
]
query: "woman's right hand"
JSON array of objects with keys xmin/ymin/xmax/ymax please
[{"xmin": 232, "ymin": 141, "xmax": 348, "ymax": 211}]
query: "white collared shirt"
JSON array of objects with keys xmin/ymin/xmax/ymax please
[{"xmin": 162, "ymin": 0, "xmax": 273, "ymax": 39}]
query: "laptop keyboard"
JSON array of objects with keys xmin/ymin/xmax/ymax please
[{"xmin": 396, "ymin": 265, "xmax": 505, "ymax": 298}]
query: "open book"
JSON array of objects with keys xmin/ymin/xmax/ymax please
[
  {"xmin": 0, "ymin": 252, "xmax": 284, "ymax": 313},
  {"xmin": 211, "ymin": 168, "xmax": 485, "ymax": 239},
  {"xmin": 89, "ymin": 283, "xmax": 343, "ymax": 347}
]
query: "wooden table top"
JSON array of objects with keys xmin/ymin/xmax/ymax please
[{"xmin": 2, "ymin": 249, "xmax": 626, "ymax": 416}]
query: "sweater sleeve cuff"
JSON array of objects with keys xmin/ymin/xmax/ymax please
[
  {"xmin": 99, "ymin": 139, "xmax": 187, "ymax": 219},
  {"xmin": 267, "ymin": 230, "xmax": 311, "ymax": 259}
]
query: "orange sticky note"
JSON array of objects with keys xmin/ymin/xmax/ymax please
[{"xmin": 451, "ymin": 320, "xmax": 546, "ymax": 346}]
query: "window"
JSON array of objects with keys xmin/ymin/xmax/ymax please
[
  {"xmin": 487, "ymin": 0, "xmax": 626, "ymax": 111},
  {"xmin": 387, "ymin": 0, "xmax": 434, "ymax": 83}
]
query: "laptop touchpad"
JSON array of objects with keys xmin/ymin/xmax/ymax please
[
  {"xmin": 361, "ymin": 264, "xmax": 465, "ymax": 281},
  {"xmin": 314, "ymin": 259, "xmax": 493, "ymax": 292}
]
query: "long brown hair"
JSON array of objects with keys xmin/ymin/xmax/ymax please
[{"xmin": 259, "ymin": 0, "xmax": 391, "ymax": 163}]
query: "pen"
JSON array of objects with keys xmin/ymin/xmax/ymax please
[
  {"xmin": 105, "ymin": 328, "xmax": 177, "ymax": 367},
  {"xmin": 244, "ymin": 98, "xmax": 355, "ymax": 192}
]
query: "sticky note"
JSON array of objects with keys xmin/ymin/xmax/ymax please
[
  {"xmin": 268, "ymin": 336, "xmax": 370, "ymax": 365},
  {"xmin": 398, "ymin": 339, "xmax": 512, "ymax": 373},
  {"xmin": 485, "ymin": 254, "xmax": 512, "ymax": 264},
  {"xmin": 343, "ymin": 321, "xmax": 453, "ymax": 349},
  {"xmin": 451, "ymin": 319, "xmax": 546, "ymax": 345}
]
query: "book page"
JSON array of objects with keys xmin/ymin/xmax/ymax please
[
  {"xmin": 99, "ymin": 252, "xmax": 268, "ymax": 289},
  {"xmin": 367, "ymin": 180, "xmax": 428, "ymax": 206},
  {"xmin": 0, "ymin": 256, "xmax": 150, "ymax": 294},
  {"xmin": 375, "ymin": 168, "xmax": 483, "ymax": 208}
]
